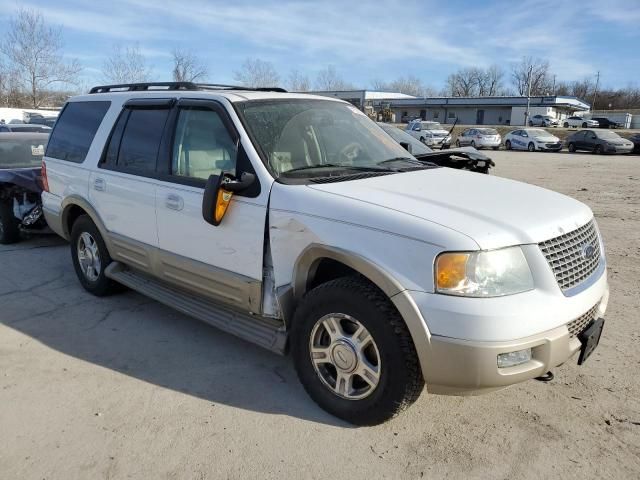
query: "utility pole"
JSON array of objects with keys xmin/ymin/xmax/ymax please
[
  {"xmin": 592, "ymin": 71, "xmax": 600, "ymax": 112},
  {"xmin": 525, "ymin": 65, "xmax": 533, "ymax": 126}
]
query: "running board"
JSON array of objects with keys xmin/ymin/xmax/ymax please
[{"xmin": 105, "ymin": 262, "xmax": 287, "ymax": 355}]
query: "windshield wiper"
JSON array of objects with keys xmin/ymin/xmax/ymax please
[
  {"xmin": 377, "ymin": 157, "xmax": 424, "ymax": 166},
  {"xmin": 284, "ymin": 163, "xmax": 391, "ymax": 174}
]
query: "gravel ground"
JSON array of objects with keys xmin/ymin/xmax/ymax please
[{"xmin": 1, "ymin": 151, "xmax": 639, "ymax": 479}]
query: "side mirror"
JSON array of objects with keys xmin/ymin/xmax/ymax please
[
  {"xmin": 399, "ymin": 141, "xmax": 412, "ymax": 153},
  {"xmin": 202, "ymin": 172, "xmax": 256, "ymax": 226}
]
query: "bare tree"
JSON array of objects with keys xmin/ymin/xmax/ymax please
[
  {"xmin": 0, "ymin": 8, "xmax": 81, "ymax": 108},
  {"xmin": 171, "ymin": 48, "xmax": 208, "ymax": 83},
  {"xmin": 484, "ymin": 65, "xmax": 504, "ymax": 96},
  {"xmin": 446, "ymin": 68, "xmax": 478, "ymax": 96},
  {"xmin": 314, "ymin": 65, "xmax": 354, "ymax": 90},
  {"xmin": 287, "ymin": 69, "xmax": 310, "ymax": 91},
  {"xmin": 511, "ymin": 57, "xmax": 552, "ymax": 96},
  {"xmin": 101, "ymin": 44, "xmax": 151, "ymax": 84},
  {"xmin": 233, "ymin": 58, "xmax": 280, "ymax": 88}
]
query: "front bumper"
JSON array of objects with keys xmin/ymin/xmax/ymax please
[
  {"xmin": 539, "ymin": 142, "xmax": 563, "ymax": 151},
  {"xmin": 392, "ymin": 264, "xmax": 609, "ymax": 395}
]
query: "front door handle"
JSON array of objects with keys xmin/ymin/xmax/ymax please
[
  {"xmin": 93, "ymin": 177, "xmax": 106, "ymax": 191},
  {"xmin": 165, "ymin": 193, "xmax": 184, "ymax": 211}
]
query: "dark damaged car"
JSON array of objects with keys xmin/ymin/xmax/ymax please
[
  {"xmin": 378, "ymin": 122, "xmax": 495, "ymax": 174},
  {"xmin": 0, "ymin": 132, "xmax": 50, "ymax": 243}
]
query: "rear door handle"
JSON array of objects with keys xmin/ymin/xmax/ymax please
[
  {"xmin": 165, "ymin": 193, "xmax": 184, "ymax": 211},
  {"xmin": 93, "ymin": 177, "xmax": 106, "ymax": 191}
]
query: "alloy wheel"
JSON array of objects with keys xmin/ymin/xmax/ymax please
[
  {"xmin": 309, "ymin": 313, "xmax": 381, "ymax": 400},
  {"xmin": 77, "ymin": 232, "xmax": 101, "ymax": 282}
]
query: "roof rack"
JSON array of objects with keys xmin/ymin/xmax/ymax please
[{"xmin": 88, "ymin": 82, "xmax": 287, "ymax": 94}]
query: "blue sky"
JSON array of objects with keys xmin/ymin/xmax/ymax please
[{"xmin": 1, "ymin": 0, "xmax": 639, "ymax": 91}]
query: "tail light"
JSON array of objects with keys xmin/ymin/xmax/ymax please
[{"xmin": 41, "ymin": 160, "xmax": 50, "ymax": 192}]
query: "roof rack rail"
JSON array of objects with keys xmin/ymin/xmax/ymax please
[{"xmin": 88, "ymin": 82, "xmax": 287, "ymax": 94}]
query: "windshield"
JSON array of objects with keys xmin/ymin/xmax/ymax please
[
  {"xmin": 596, "ymin": 131, "xmax": 622, "ymax": 140},
  {"xmin": 478, "ymin": 128, "xmax": 498, "ymax": 135},
  {"xmin": 0, "ymin": 135, "xmax": 48, "ymax": 169},
  {"xmin": 422, "ymin": 122, "xmax": 443, "ymax": 130},
  {"xmin": 529, "ymin": 129, "xmax": 553, "ymax": 136},
  {"xmin": 237, "ymin": 99, "xmax": 417, "ymax": 177},
  {"xmin": 378, "ymin": 123, "xmax": 433, "ymax": 155}
]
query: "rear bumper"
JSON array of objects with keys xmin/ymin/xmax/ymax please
[{"xmin": 41, "ymin": 192, "xmax": 67, "ymax": 239}]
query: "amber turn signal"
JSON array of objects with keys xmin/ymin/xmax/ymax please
[
  {"xmin": 435, "ymin": 253, "xmax": 469, "ymax": 289},
  {"xmin": 215, "ymin": 188, "xmax": 233, "ymax": 223}
]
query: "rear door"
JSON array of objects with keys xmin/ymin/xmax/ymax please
[
  {"xmin": 90, "ymin": 99, "xmax": 173, "ymax": 251},
  {"xmin": 154, "ymin": 99, "xmax": 268, "ymax": 312}
]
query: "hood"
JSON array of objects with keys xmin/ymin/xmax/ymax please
[
  {"xmin": 533, "ymin": 134, "xmax": 559, "ymax": 142},
  {"xmin": 307, "ymin": 168, "xmax": 592, "ymax": 250}
]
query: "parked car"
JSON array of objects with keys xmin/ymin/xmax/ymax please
[
  {"xmin": 566, "ymin": 129, "xmax": 634, "ymax": 154},
  {"xmin": 378, "ymin": 122, "xmax": 494, "ymax": 174},
  {"xmin": 456, "ymin": 128, "xmax": 501, "ymax": 150},
  {"xmin": 27, "ymin": 114, "xmax": 58, "ymax": 128},
  {"xmin": 0, "ymin": 123, "xmax": 52, "ymax": 133},
  {"xmin": 590, "ymin": 117, "xmax": 622, "ymax": 129},
  {"xmin": 405, "ymin": 120, "xmax": 452, "ymax": 149},
  {"xmin": 504, "ymin": 128, "xmax": 563, "ymax": 152},
  {"xmin": 529, "ymin": 115, "xmax": 559, "ymax": 127},
  {"xmin": 43, "ymin": 82, "xmax": 609, "ymax": 425},
  {"xmin": 0, "ymin": 132, "xmax": 50, "ymax": 243},
  {"xmin": 630, "ymin": 133, "xmax": 640, "ymax": 154},
  {"xmin": 564, "ymin": 116, "xmax": 599, "ymax": 128}
]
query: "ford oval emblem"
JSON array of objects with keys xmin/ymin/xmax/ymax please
[{"xmin": 582, "ymin": 244, "xmax": 596, "ymax": 260}]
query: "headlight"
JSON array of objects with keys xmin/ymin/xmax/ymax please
[{"xmin": 435, "ymin": 247, "xmax": 534, "ymax": 297}]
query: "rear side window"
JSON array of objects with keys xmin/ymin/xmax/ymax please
[
  {"xmin": 45, "ymin": 101, "xmax": 110, "ymax": 162},
  {"xmin": 117, "ymin": 109, "xmax": 170, "ymax": 173}
]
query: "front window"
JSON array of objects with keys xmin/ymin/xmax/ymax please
[
  {"xmin": 596, "ymin": 131, "xmax": 622, "ymax": 141},
  {"xmin": 237, "ymin": 99, "xmax": 418, "ymax": 178},
  {"xmin": 421, "ymin": 121, "xmax": 443, "ymax": 131}
]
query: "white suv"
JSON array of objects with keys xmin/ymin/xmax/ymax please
[{"xmin": 42, "ymin": 82, "xmax": 609, "ymax": 425}]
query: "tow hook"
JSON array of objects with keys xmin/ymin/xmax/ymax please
[{"xmin": 535, "ymin": 371, "xmax": 554, "ymax": 382}]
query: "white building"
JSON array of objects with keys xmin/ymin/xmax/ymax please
[{"xmin": 309, "ymin": 90, "xmax": 591, "ymax": 126}]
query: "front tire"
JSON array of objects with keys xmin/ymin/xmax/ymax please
[
  {"xmin": 455, "ymin": 139, "xmax": 461, "ymax": 147},
  {"xmin": 528, "ymin": 142, "xmax": 535, "ymax": 152},
  {"xmin": 291, "ymin": 276, "xmax": 423, "ymax": 425},
  {"xmin": 70, "ymin": 215, "xmax": 119, "ymax": 296},
  {"xmin": 471, "ymin": 140, "xmax": 477, "ymax": 149},
  {"xmin": 582, "ymin": 122, "xmax": 588, "ymax": 128},
  {"xmin": 564, "ymin": 122, "xmax": 569, "ymax": 128},
  {"xmin": 0, "ymin": 201, "xmax": 20, "ymax": 244},
  {"xmin": 505, "ymin": 140, "xmax": 512, "ymax": 150},
  {"xmin": 594, "ymin": 144, "xmax": 603, "ymax": 154}
]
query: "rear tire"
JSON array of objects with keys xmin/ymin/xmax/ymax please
[
  {"xmin": 455, "ymin": 139, "xmax": 461, "ymax": 147},
  {"xmin": 564, "ymin": 122, "xmax": 569, "ymax": 128},
  {"xmin": 0, "ymin": 201, "xmax": 20, "ymax": 245},
  {"xmin": 505, "ymin": 140, "xmax": 512, "ymax": 150},
  {"xmin": 70, "ymin": 215, "xmax": 119, "ymax": 296},
  {"xmin": 492, "ymin": 146, "xmax": 500, "ymax": 150},
  {"xmin": 291, "ymin": 276, "xmax": 424, "ymax": 425},
  {"xmin": 568, "ymin": 143, "xmax": 576, "ymax": 152}
]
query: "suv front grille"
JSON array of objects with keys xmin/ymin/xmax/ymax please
[
  {"xmin": 538, "ymin": 220, "xmax": 601, "ymax": 293},
  {"xmin": 567, "ymin": 303, "xmax": 600, "ymax": 338}
]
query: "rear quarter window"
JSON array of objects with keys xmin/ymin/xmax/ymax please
[{"xmin": 45, "ymin": 101, "xmax": 110, "ymax": 163}]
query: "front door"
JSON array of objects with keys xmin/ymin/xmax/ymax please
[
  {"xmin": 154, "ymin": 99, "xmax": 270, "ymax": 312},
  {"xmin": 476, "ymin": 110, "xmax": 485, "ymax": 125}
]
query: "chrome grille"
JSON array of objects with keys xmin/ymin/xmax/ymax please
[
  {"xmin": 539, "ymin": 220, "xmax": 601, "ymax": 293},
  {"xmin": 567, "ymin": 303, "xmax": 599, "ymax": 338}
]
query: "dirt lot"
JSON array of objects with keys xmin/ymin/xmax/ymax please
[{"xmin": 1, "ymin": 151, "xmax": 639, "ymax": 479}]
